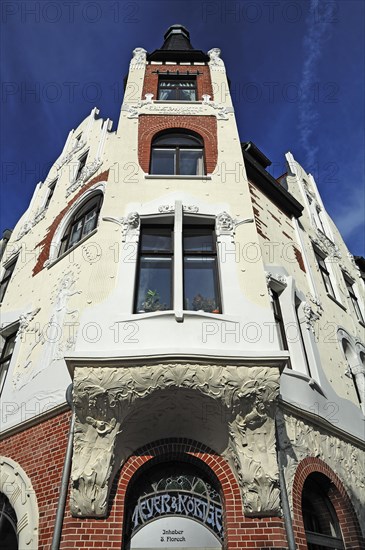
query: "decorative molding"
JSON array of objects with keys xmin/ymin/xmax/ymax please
[
  {"xmin": 12, "ymin": 268, "xmax": 81, "ymax": 390},
  {"xmin": 215, "ymin": 211, "xmax": 253, "ymax": 239},
  {"xmin": 66, "ymin": 158, "xmax": 102, "ymax": 197},
  {"xmin": 58, "ymin": 139, "xmax": 86, "ymax": 169},
  {"xmin": 121, "ymin": 99, "xmax": 233, "ymax": 120},
  {"xmin": 129, "ymin": 47, "xmax": 147, "ymax": 70},
  {"xmin": 277, "ymin": 412, "xmax": 365, "ymax": 530},
  {"xmin": 158, "ymin": 204, "xmax": 199, "ymax": 214},
  {"xmin": 15, "ymin": 203, "xmax": 50, "ymax": 240},
  {"xmin": 207, "ymin": 48, "xmax": 225, "ymax": 72},
  {"xmin": 103, "ymin": 212, "xmax": 140, "ymax": 242},
  {"xmin": 265, "ymin": 272, "xmax": 287, "ymax": 295},
  {"xmin": 302, "ymin": 302, "xmax": 321, "ymax": 333},
  {"xmin": 312, "ymin": 231, "xmax": 341, "ymax": 260},
  {"xmin": 70, "ymin": 364, "xmax": 280, "ymax": 517},
  {"xmin": 18, "ymin": 308, "xmax": 41, "ymax": 336},
  {"xmin": 0, "ymin": 456, "xmax": 39, "ymax": 549}
]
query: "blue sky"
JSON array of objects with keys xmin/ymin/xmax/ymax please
[{"xmin": 1, "ymin": 0, "xmax": 364, "ymax": 254}]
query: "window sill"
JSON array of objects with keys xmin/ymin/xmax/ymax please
[
  {"xmin": 145, "ymin": 174, "xmax": 211, "ymax": 180},
  {"xmin": 282, "ymin": 367, "xmax": 326, "ymax": 397},
  {"xmin": 327, "ymin": 293, "xmax": 347, "ymax": 311},
  {"xmin": 47, "ymin": 228, "xmax": 98, "ymax": 269},
  {"xmin": 133, "ymin": 309, "xmax": 223, "ymax": 319}
]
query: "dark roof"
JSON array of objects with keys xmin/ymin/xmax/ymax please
[
  {"xmin": 148, "ymin": 24, "xmax": 209, "ymax": 63},
  {"xmin": 241, "ymin": 143, "xmax": 304, "ymax": 218}
]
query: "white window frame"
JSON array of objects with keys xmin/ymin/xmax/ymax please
[
  {"xmin": 48, "ymin": 184, "xmax": 105, "ymax": 266},
  {"xmin": 131, "ymin": 201, "xmax": 222, "ymax": 322}
]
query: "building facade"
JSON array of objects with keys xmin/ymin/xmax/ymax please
[{"xmin": 0, "ymin": 25, "xmax": 364, "ymax": 550}]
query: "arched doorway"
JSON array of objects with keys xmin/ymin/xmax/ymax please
[{"xmin": 125, "ymin": 461, "xmax": 223, "ymax": 550}]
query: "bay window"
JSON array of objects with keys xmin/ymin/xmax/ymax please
[
  {"xmin": 134, "ymin": 208, "xmax": 221, "ymax": 316},
  {"xmin": 150, "ymin": 131, "xmax": 204, "ymax": 176}
]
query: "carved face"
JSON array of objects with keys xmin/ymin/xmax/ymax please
[
  {"xmin": 127, "ymin": 212, "xmax": 140, "ymax": 228},
  {"xmin": 217, "ymin": 211, "xmax": 233, "ymax": 230}
]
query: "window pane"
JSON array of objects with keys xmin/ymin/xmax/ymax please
[
  {"xmin": 179, "ymin": 150, "xmax": 203, "ymax": 175},
  {"xmin": 136, "ymin": 257, "xmax": 172, "ymax": 312},
  {"xmin": 184, "ymin": 257, "xmax": 220, "ymax": 312},
  {"xmin": 151, "ymin": 149, "xmax": 175, "ymax": 174},
  {"xmin": 68, "ymin": 220, "xmax": 83, "ymax": 248},
  {"xmin": 0, "ymin": 360, "xmax": 10, "ymax": 393},
  {"xmin": 154, "ymin": 134, "xmax": 201, "ymax": 146},
  {"xmin": 141, "ymin": 229, "xmax": 172, "ymax": 252},
  {"xmin": 82, "ymin": 209, "xmax": 98, "ymax": 236},
  {"xmin": 183, "ymin": 229, "xmax": 214, "ymax": 252},
  {"xmin": 323, "ymin": 271, "xmax": 335, "ymax": 297},
  {"xmin": 180, "ymin": 88, "xmax": 196, "ymax": 101},
  {"xmin": 159, "ymin": 87, "xmax": 177, "ymax": 100}
]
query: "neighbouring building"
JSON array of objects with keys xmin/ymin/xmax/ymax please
[{"xmin": 0, "ymin": 24, "xmax": 364, "ymax": 550}]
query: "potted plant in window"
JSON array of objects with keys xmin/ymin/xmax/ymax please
[
  {"xmin": 141, "ymin": 289, "xmax": 167, "ymax": 313},
  {"xmin": 192, "ymin": 294, "xmax": 219, "ymax": 313}
]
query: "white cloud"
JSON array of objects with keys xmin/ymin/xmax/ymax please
[{"xmin": 298, "ymin": 0, "xmax": 337, "ymax": 168}]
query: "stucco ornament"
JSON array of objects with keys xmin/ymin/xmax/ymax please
[
  {"xmin": 208, "ymin": 48, "xmax": 225, "ymax": 71},
  {"xmin": 130, "ymin": 47, "xmax": 147, "ymax": 69},
  {"xmin": 13, "ymin": 269, "xmax": 81, "ymax": 389},
  {"xmin": 201, "ymin": 94, "xmax": 230, "ymax": 120},
  {"xmin": 302, "ymin": 302, "xmax": 321, "ymax": 333},
  {"xmin": 277, "ymin": 412, "xmax": 365, "ymax": 530},
  {"xmin": 18, "ymin": 308, "xmax": 41, "ymax": 336},
  {"xmin": 265, "ymin": 272, "xmax": 287, "ymax": 298},
  {"xmin": 70, "ymin": 364, "xmax": 281, "ymax": 517},
  {"xmin": 58, "ymin": 138, "xmax": 86, "ymax": 168},
  {"xmin": 66, "ymin": 158, "xmax": 102, "ymax": 196},
  {"xmin": 215, "ymin": 211, "xmax": 253, "ymax": 239},
  {"xmin": 312, "ymin": 231, "xmax": 341, "ymax": 260},
  {"xmin": 103, "ymin": 212, "xmax": 140, "ymax": 242},
  {"xmin": 158, "ymin": 204, "xmax": 199, "ymax": 214}
]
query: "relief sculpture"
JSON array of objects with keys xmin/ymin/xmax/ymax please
[{"xmin": 71, "ymin": 364, "xmax": 281, "ymax": 517}]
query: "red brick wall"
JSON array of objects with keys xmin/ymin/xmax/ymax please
[
  {"xmin": 33, "ymin": 170, "xmax": 109, "ymax": 276},
  {"xmin": 0, "ymin": 418, "xmax": 287, "ymax": 549},
  {"xmin": 142, "ymin": 64, "xmax": 213, "ymax": 101},
  {"xmin": 0, "ymin": 411, "xmax": 71, "ymax": 549},
  {"xmin": 292, "ymin": 457, "xmax": 364, "ymax": 550},
  {"xmin": 138, "ymin": 115, "xmax": 218, "ymax": 174}
]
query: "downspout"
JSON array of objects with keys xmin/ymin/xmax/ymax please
[
  {"xmin": 51, "ymin": 384, "xmax": 74, "ymax": 550},
  {"xmin": 275, "ymin": 416, "xmax": 297, "ymax": 550}
]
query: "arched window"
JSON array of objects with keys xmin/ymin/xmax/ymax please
[
  {"xmin": 302, "ymin": 473, "xmax": 344, "ymax": 550},
  {"xmin": 0, "ymin": 492, "xmax": 18, "ymax": 550},
  {"xmin": 58, "ymin": 193, "xmax": 103, "ymax": 256},
  {"xmin": 150, "ymin": 131, "xmax": 205, "ymax": 175}
]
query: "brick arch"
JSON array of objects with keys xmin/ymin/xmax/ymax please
[
  {"xmin": 114, "ymin": 438, "xmax": 242, "ymax": 549},
  {"xmin": 138, "ymin": 115, "xmax": 218, "ymax": 174},
  {"xmin": 292, "ymin": 457, "xmax": 364, "ymax": 549}
]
